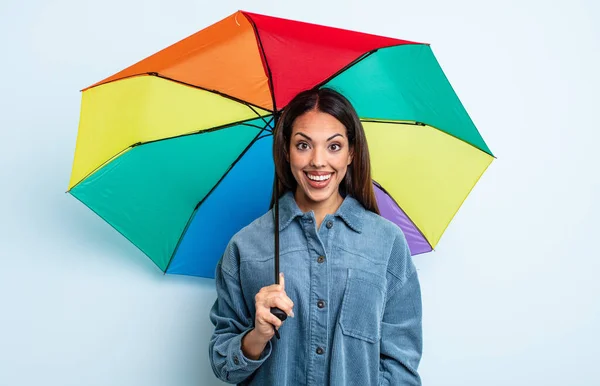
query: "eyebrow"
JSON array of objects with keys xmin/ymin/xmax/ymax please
[{"xmin": 294, "ymin": 132, "xmax": 344, "ymax": 141}]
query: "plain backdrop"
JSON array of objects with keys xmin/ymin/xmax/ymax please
[{"xmin": 1, "ymin": 0, "xmax": 599, "ymax": 385}]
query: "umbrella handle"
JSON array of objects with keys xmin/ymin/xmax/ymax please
[{"xmin": 270, "ymin": 307, "xmax": 288, "ymax": 339}]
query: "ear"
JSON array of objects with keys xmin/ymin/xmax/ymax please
[{"xmin": 347, "ymin": 146, "xmax": 354, "ymax": 166}]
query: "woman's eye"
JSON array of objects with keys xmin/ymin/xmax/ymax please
[
  {"xmin": 296, "ymin": 142, "xmax": 309, "ymax": 150},
  {"xmin": 329, "ymin": 143, "xmax": 341, "ymax": 151}
]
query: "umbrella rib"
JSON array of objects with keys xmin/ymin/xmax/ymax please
[
  {"xmin": 246, "ymin": 104, "xmax": 272, "ymax": 127},
  {"xmin": 67, "ymin": 146, "xmax": 132, "ymax": 193},
  {"xmin": 165, "ymin": 128, "xmax": 273, "ymax": 273},
  {"xmin": 361, "ymin": 119, "xmax": 422, "ymax": 124},
  {"xmin": 314, "ymin": 50, "xmax": 376, "ymax": 91},
  {"xmin": 67, "ymin": 116, "xmax": 272, "ymax": 192},
  {"xmin": 192, "ymin": 130, "xmax": 271, "ymax": 212},
  {"xmin": 256, "ymin": 133, "xmax": 273, "ymax": 141},
  {"xmin": 313, "ymin": 43, "xmax": 421, "ymax": 92},
  {"xmin": 242, "ymin": 115, "xmax": 275, "ymax": 132},
  {"xmin": 150, "ymin": 72, "xmax": 273, "ymax": 113},
  {"xmin": 85, "ymin": 72, "xmax": 273, "ymax": 113},
  {"xmin": 426, "ymin": 156, "xmax": 494, "ymax": 253},
  {"xmin": 243, "ymin": 12, "xmax": 278, "ymax": 112},
  {"xmin": 241, "ymin": 122, "xmax": 271, "ymax": 132},
  {"xmin": 372, "ymin": 180, "xmax": 433, "ymax": 254},
  {"xmin": 361, "ymin": 119, "xmax": 496, "ymax": 158},
  {"xmin": 68, "ymin": 191, "xmax": 168, "ymax": 274}
]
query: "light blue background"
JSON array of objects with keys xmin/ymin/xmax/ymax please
[{"xmin": 1, "ymin": 0, "xmax": 598, "ymax": 385}]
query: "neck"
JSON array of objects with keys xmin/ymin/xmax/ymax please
[{"xmin": 294, "ymin": 190, "xmax": 344, "ymax": 228}]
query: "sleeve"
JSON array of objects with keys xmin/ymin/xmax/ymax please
[
  {"xmin": 208, "ymin": 241, "xmax": 272, "ymax": 384},
  {"xmin": 379, "ymin": 234, "xmax": 423, "ymax": 386}
]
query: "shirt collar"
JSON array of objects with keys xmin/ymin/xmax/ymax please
[
  {"xmin": 277, "ymin": 191, "xmax": 304, "ymax": 231},
  {"xmin": 277, "ymin": 191, "xmax": 364, "ymax": 233}
]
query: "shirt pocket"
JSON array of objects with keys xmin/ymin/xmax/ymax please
[{"xmin": 339, "ymin": 268, "xmax": 386, "ymax": 344}]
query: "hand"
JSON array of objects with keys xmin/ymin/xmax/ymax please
[{"xmin": 253, "ymin": 272, "xmax": 295, "ymax": 342}]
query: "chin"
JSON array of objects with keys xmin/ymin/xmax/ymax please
[
  {"xmin": 301, "ymin": 187, "xmax": 337, "ymax": 204},
  {"xmin": 306, "ymin": 192, "xmax": 330, "ymax": 203}
]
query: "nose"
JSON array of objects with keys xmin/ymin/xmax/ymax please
[{"xmin": 310, "ymin": 147, "xmax": 326, "ymax": 168}]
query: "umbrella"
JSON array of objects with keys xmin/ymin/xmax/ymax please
[{"xmin": 68, "ymin": 10, "xmax": 494, "ymax": 280}]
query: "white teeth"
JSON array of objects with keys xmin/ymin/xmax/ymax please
[{"xmin": 307, "ymin": 173, "xmax": 331, "ymax": 181}]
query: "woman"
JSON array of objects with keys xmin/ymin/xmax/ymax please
[{"xmin": 209, "ymin": 88, "xmax": 422, "ymax": 385}]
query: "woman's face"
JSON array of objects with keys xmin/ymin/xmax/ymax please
[{"xmin": 288, "ymin": 109, "xmax": 353, "ymax": 210}]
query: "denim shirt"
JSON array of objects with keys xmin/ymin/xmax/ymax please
[{"xmin": 209, "ymin": 192, "xmax": 422, "ymax": 385}]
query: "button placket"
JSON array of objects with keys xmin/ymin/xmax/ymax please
[{"xmin": 305, "ymin": 214, "xmax": 328, "ymax": 384}]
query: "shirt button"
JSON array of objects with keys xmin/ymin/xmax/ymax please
[
  {"xmin": 317, "ymin": 256, "xmax": 325, "ymax": 263},
  {"xmin": 326, "ymin": 220, "xmax": 333, "ymax": 229},
  {"xmin": 317, "ymin": 300, "xmax": 325, "ymax": 309},
  {"xmin": 233, "ymin": 355, "xmax": 240, "ymax": 365},
  {"xmin": 316, "ymin": 347, "xmax": 325, "ymax": 355}
]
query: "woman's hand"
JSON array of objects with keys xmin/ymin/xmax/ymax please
[
  {"xmin": 241, "ymin": 273, "xmax": 295, "ymax": 359},
  {"xmin": 253, "ymin": 272, "xmax": 295, "ymax": 341}
]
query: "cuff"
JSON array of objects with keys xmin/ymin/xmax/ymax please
[{"xmin": 227, "ymin": 329, "xmax": 272, "ymax": 373}]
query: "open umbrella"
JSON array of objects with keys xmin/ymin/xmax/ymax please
[{"xmin": 68, "ymin": 10, "xmax": 494, "ymax": 281}]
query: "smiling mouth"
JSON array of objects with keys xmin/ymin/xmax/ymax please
[{"xmin": 305, "ymin": 172, "xmax": 332, "ymax": 181}]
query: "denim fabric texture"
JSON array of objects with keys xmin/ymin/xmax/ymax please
[{"xmin": 209, "ymin": 191, "xmax": 422, "ymax": 385}]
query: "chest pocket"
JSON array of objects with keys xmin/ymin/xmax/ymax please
[{"xmin": 339, "ymin": 268, "xmax": 386, "ymax": 343}]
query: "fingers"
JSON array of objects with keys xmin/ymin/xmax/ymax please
[
  {"xmin": 257, "ymin": 308, "xmax": 284, "ymax": 328},
  {"xmin": 277, "ymin": 273, "xmax": 294, "ymax": 314},
  {"xmin": 268, "ymin": 288, "xmax": 294, "ymax": 317},
  {"xmin": 257, "ymin": 292, "xmax": 293, "ymax": 317},
  {"xmin": 272, "ymin": 287, "xmax": 294, "ymax": 309},
  {"xmin": 269, "ymin": 313, "xmax": 284, "ymax": 329},
  {"xmin": 255, "ymin": 307, "xmax": 284, "ymax": 336},
  {"xmin": 255, "ymin": 274, "xmax": 295, "ymax": 318},
  {"xmin": 253, "ymin": 273, "xmax": 297, "ymax": 340},
  {"xmin": 271, "ymin": 297, "xmax": 294, "ymax": 318}
]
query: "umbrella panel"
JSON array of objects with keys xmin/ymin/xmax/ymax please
[
  {"xmin": 70, "ymin": 119, "xmax": 267, "ymax": 271},
  {"xmin": 168, "ymin": 135, "xmax": 275, "ymax": 277},
  {"xmin": 365, "ymin": 121, "xmax": 493, "ymax": 249}
]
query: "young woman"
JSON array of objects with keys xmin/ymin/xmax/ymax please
[{"xmin": 209, "ymin": 88, "xmax": 422, "ymax": 385}]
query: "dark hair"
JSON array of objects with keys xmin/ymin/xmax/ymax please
[{"xmin": 271, "ymin": 87, "xmax": 379, "ymax": 215}]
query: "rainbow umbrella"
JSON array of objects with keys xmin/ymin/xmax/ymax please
[{"xmin": 68, "ymin": 11, "xmax": 494, "ymax": 278}]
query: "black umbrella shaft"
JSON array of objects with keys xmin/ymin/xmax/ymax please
[
  {"xmin": 270, "ymin": 115, "xmax": 287, "ymax": 340},
  {"xmin": 274, "ymin": 181, "xmax": 280, "ymax": 284}
]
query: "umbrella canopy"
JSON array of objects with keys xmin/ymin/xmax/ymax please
[{"xmin": 68, "ymin": 10, "xmax": 494, "ymax": 278}]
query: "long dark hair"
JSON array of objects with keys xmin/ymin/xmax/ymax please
[{"xmin": 271, "ymin": 87, "xmax": 379, "ymax": 215}]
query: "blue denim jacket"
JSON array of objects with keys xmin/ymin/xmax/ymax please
[{"xmin": 209, "ymin": 192, "xmax": 422, "ymax": 385}]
